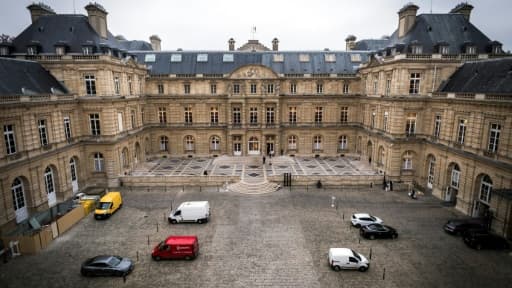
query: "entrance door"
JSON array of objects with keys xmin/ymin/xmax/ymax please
[
  {"xmin": 266, "ymin": 142, "xmax": 274, "ymax": 156},
  {"xmin": 248, "ymin": 137, "xmax": 260, "ymax": 155},
  {"xmin": 12, "ymin": 178, "xmax": 29, "ymax": 223},
  {"xmin": 70, "ymin": 158, "xmax": 78, "ymax": 194},
  {"xmin": 233, "ymin": 136, "xmax": 242, "ymax": 156},
  {"xmin": 45, "ymin": 167, "xmax": 57, "ymax": 207}
]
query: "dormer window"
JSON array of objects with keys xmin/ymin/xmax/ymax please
[
  {"xmin": 55, "ymin": 46, "xmax": 65, "ymax": 55},
  {"xmin": 391, "ymin": 48, "xmax": 397, "ymax": 56},
  {"xmin": 411, "ymin": 45, "xmax": 423, "ymax": 54},
  {"xmin": 439, "ymin": 45, "xmax": 449, "ymax": 55},
  {"xmin": 465, "ymin": 45, "xmax": 476, "ymax": 54},
  {"xmin": 27, "ymin": 46, "xmax": 38, "ymax": 55},
  {"xmin": 299, "ymin": 54, "xmax": 310, "ymax": 62},
  {"xmin": 82, "ymin": 46, "xmax": 93, "ymax": 55},
  {"xmin": 492, "ymin": 44, "xmax": 502, "ymax": 54},
  {"xmin": 350, "ymin": 53, "xmax": 361, "ymax": 62},
  {"xmin": 273, "ymin": 54, "xmax": 284, "ymax": 62},
  {"xmin": 197, "ymin": 54, "xmax": 208, "ymax": 62},
  {"xmin": 324, "ymin": 54, "xmax": 336, "ymax": 62},
  {"xmin": 0, "ymin": 46, "xmax": 8, "ymax": 56}
]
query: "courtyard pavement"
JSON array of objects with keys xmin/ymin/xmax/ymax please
[{"xmin": 1, "ymin": 186, "xmax": 511, "ymax": 288}]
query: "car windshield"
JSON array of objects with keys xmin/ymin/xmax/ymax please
[
  {"xmin": 369, "ymin": 216, "xmax": 376, "ymax": 221},
  {"xmin": 351, "ymin": 250, "xmax": 362, "ymax": 261},
  {"xmin": 107, "ymin": 256, "xmax": 121, "ymax": 267},
  {"xmin": 97, "ymin": 202, "xmax": 112, "ymax": 210},
  {"xmin": 157, "ymin": 241, "xmax": 165, "ymax": 249}
]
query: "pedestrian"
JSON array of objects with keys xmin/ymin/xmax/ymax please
[
  {"xmin": 389, "ymin": 180, "xmax": 393, "ymax": 191},
  {"xmin": 262, "ymin": 156, "xmax": 266, "ymax": 164}
]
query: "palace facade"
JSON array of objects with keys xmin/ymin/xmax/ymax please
[{"xmin": 0, "ymin": 3, "xmax": 511, "ymax": 238}]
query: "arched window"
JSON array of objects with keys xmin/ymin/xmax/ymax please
[
  {"xmin": 479, "ymin": 175, "xmax": 492, "ymax": 204},
  {"xmin": 210, "ymin": 136, "xmax": 220, "ymax": 150},
  {"xmin": 94, "ymin": 153, "xmax": 104, "ymax": 172},
  {"xmin": 427, "ymin": 156, "xmax": 436, "ymax": 186},
  {"xmin": 377, "ymin": 146, "xmax": 385, "ymax": 165},
  {"xmin": 44, "ymin": 167, "xmax": 55, "ymax": 195},
  {"xmin": 160, "ymin": 136, "xmax": 168, "ymax": 151},
  {"xmin": 313, "ymin": 135, "xmax": 322, "ymax": 150},
  {"xmin": 338, "ymin": 135, "xmax": 347, "ymax": 151},
  {"xmin": 288, "ymin": 135, "xmax": 297, "ymax": 150},
  {"xmin": 450, "ymin": 164, "xmax": 460, "ymax": 188},
  {"xmin": 402, "ymin": 151, "xmax": 413, "ymax": 170},
  {"xmin": 11, "ymin": 178, "xmax": 25, "ymax": 210},
  {"xmin": 185, "ymin": 136, "xmax": 195, "ymax": 151},
  {"xmin": 121, "ymin": 148, "xmax": 129, "ymax": 167}
]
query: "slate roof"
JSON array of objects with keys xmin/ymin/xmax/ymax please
[
  {"xmin": 11, "ymin": 14, "xmax": 152, "ymax": 55},
  {"xmin": 439, "ymin": 58, "xmax": 512, "ymax": 93},
  {"xmin": 354, "ymin": 39, "xmax": 390, "ymax": 51},
  {"xmin": 0, "ymin": 58, "xmax": 68, "ymax": 95},
  {"xmin": 130, "ymin": 51, "xmax": 369, "ymax": 75}
]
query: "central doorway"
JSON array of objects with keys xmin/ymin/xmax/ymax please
[{"xmin": 248, "ymin": 136, "xmax": 260, "ymax": 155}]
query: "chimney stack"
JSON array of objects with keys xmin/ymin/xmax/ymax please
[
  {"xmin": 450, "ymin": 2, "xmax": 474, "ymax": 21},
  {"xmin": 85, "ymin": 2, "xmax": 108, "ymax": 39},
  {"xmin": 228, "ymin": 38, "xmax": 235, "ymax": 51},
  {"xmin": 27, "ymin": 3, "xmax": 56, "ymax": 23},
  {"xmin": 345, "ymin": 35, "xmax": 357, "ymax": 51},
  {"xmin": 398, "ymin": 3, "xmax": 419, "ymax": 38},
  {"xmin": 272, "ymin": 38, "xmax": 279, "ymax": 51},
  {"xmin": 149, "ymin": 35, "xmax": 161, "ymax": 51}
]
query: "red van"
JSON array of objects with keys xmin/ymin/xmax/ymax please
[{"xmin": 152, "ymin": 235, "xmax": 199, "ymax": 261}]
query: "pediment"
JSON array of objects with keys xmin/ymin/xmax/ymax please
[{"xmin": 229, "ymin": 65, "xmax": 278, "ymax": 79}]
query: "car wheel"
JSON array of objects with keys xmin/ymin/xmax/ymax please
[
  {"xmin": 391, "ymin": 234, "xmax": 398, "ymax": 239},
  {"xmin": 153, "ymin": 256, "xmax": 161, "ymax": 261},
  {"xmin": 197, "ymin": 219, "xmax": 203, "ymax": 224},
  {"xmin": 369, "ymin": 234, "xmax": 375, "ymax": 240},
  {"xmin": 476, "ymin": 244, "xmax": 482, "ymax": 250},
  {"xmin": 81, "ymin": 270, "xmax": 90, "ymax": 277},
  {"xmin": 171, "ymin": 219, "xmax": 177, "ymax": 224},
  {"xmin": 185, "ymin": 256, "xmax": 192, "ymax": 261},
  {"xmin": 358, "ymin": 266, "xmax": 368, "ymax": 272},
  {"xmin": 333, "ymin": 265, "xmax": 341, "ymax": 272},
  {"xmin": 355, "ymin": 224, "xmax": 361, "ymax": 228}
]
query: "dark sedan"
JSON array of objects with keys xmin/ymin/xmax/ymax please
[
  {"xmin": 81, "ymin": 255, "xmax": 134, "ymax": 277},
  {"xmin": 443, "ymin": 218, "xmax": 487, "ymax": 235},
  {"xmin": 360, "ymin": 223, "xmax": 398, "ymax": 240},
  {"xmin": 463, "ymin": 231, "xmax": 510, "ymax": 250}
]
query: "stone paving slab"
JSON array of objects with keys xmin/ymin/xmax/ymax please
[{"xmin": 1, "ymin": 186, "xmax": 511, "ymax": 287}]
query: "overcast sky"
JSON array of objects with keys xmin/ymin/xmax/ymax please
[{"xmin": 1, "ymin": 0, "xmax": 511, "ymax": 51}]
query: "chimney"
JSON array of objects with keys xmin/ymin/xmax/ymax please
[
  {"xmin": 27, "ymin": 3, "xmax": 56, "ymax": 23},
  {"xmin": 345, "ymin": 35, "xmax": 357, "ymax": 51},
  {"xmin": 398, "ymin": 3, "xmax": 419, "ymax": 38},
  {"xmin": 85, "ymin": 2, "xmax": 108, "ymax": 39},
  {"xmin": 450, "ymin": 2, "xmax": 474, "ymax": 21},
  {"xmin": 228, "ymin": 38, "xmax": 235, "ymax": 51},
  {"xmin": 272, "ymin": 38, "xmax": 279, "ymax": 51},
  {"xmin": 149, "ymin": 35, "xmax": 161, "ymax": 51}
]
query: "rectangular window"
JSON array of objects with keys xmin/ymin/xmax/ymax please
[
  {"xmin": 373, "ymin": 77, "xmax": 378, "ymax": 94},
  {"xmin": 85, "ymin": 75, "xmax": 96, "ymax": 95},
  {"xmin": 128, "ymin": 76, "xmax": 133, "ymax": 95},
  {"xmin": 210, "ymin": 107, "xmax": 219, "ymax": 124},
  {"xmin": 4, "ymin": 124, "xmax": 16, "ymax": 155},
  {"xmin": 324, "ymin": 54, "xmax": 336, "ymax": 62},
  {"xmin": 403, "ymin": 158, "xmax": 413, "ymax": 170},
  {"xmin": 233, "ymin": 107, "xmax": 241, "ymax": 124},
  {"xmin": 27, "ymin": 46, "xmax": 37, "ymax": 55},
  {"xmin": 385, "ymin": 79, "xmax": 391, "ymax": 96},
  {"xmin": 197, "ymin": 54, "xmax": 208, "ymax": 62},
  {"xmin": 457, "ymin": 119, "xmax": 467, "ymax": 144},
  {"xmin": 145, "ymin": 54, "xmax": 156, "ymax": 62},
  {"xmin": 130, "ymin": 110, "xmax": 136, "ymax": 128},
  {"xmin": 273, "ymin": 54, "xmax": 284, "ymax": 62},
  {"xmin": 233, "ymin": 84, "xmax": 240, "ymax": 94},
  {"xmin": 299, "ymin": 54, "xmax": 310, "ymax": 62},
  {"xmin": 434, "ymin": 115, "xmax": 441, "ymax": 138},
  {"xmin": 383, "ymin": 112, "xmax": 389, "ymax": 132},
  {"xmin": 266, "ymin": 107, "xmax": 275, "ymax": 124},
  {"xmin": 411, "ymin": 45, "xmax": 423, "ymax": 54},
  {"xmin": 451, "ymin": 169, "xmax": 460, "ymax": 188},
  {"xmin": 210, "ymin": 84, "xmax": 217, "ymax": 94},
  {"xmin": 184, "ymin": 84, "xmax": 191, "ymax": 94},
  {"xmin": 488, "ymin": 123, "xmax": 500, "ymax": 152},
  {"xmin": 405, "ymin": 113, "xmax": 416, "ymax": 136},
  {"xmin": 157, "ymin": 83, "xmax": 164, "ymax": 94},
  {"xmin": 315, "ymin": 107, "xmax": 323, "ymax": 124},
  {"xmin": 267, "ymin": 84, "xmax": 274, "ymax": 94},
  {"xmin": 184, "ymin": 107, "xmax": 193, "ymax": 124},
  {"xmin": 82, "ymin": 46, "xmax": 93, "ymax": 55},
  {"xmin": 114, "ymin": 76, "xmax": 120, "ymax": 95},
  {"xmin": 316, "ymin": 84, "xmax": 323, "ymax": 94},
  {"xmin": 339, "ymin": 135, "xmax": 347, "ymax": 150},
  {"xmin": 440, "ymin": 46, "xmax": 449, "ymax": 55},
  {"xmin": 409, "ymin": 73, "xmax": 420, "ymax": 95},
  {"xmin": 38, "ymin": 119, "xmax": 48, "ymax": 146},
  {"xmin": 55, "ymin": 46, "xmax": 65, "ymax": 55},
  {"xmin": 249, "ymin": 107, "xmax": 258, "ymax": 124},
  {"xmin": 64, "ymin": 117, "xmax": 72, "ymax": 140},
  {"xmin": 343, "ymin": 83, "xmax": 349, "ymax": 94},
  {"xmin": 250, "ymin": 84, "xmax": 257, "ymax": 94},
  {"xmin": 340, "ymin": 107, "xmax": 348, "ymax": 123},
  {"xmin": 158, "ymin": 107, "xmax": 167, "ymax": 123},
  {"xmin": 117, "ymin": 112, "xmax": 124, "ymax": 132},
  {"xmin": 170, "ymin": 54, "xmax": 181, "ymax": 62},
  {"xmin": 290, "ymin": 83, "xmax": 297, "ymax": 94},
  {"xmin": 89, "ymin": 114, "xmax": 101, "ymax": 136},
  {"xmin": 289, "ymin": 107, "xmax": 297, "ymax": 124},
  {"xmin": 466, "ymin": 46, "xmax": 476, "ymax": 54},
  {"xmin": 223, "ymin": 53, "xmax": 234, "ymax": 62}
]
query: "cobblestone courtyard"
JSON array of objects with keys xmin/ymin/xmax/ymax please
[{"xmin": 1, "ymin": 186, "xmax": 511, "ymax": 288}]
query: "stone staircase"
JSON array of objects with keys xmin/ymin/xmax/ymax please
[
  {"xmin": 225, "ymin": 156, "xmax": 282, "ymax": 195},
  {"xmin": 227, "ymin": 181, "xmax": 281, "ymax": 195}
]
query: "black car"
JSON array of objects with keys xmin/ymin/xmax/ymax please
[
  {"xmin": 443, "ymin": 218, "xmax": 487, "ymax": 235},
  {"xmin": 463, "ymin": 231, "xmax": 510, "ymax": 250},
  {"xmin": 360, "ymin": 223, "xmax": 398, "ymax": 240},
  {"xmin": 81, "ymin": 255, "xmax": 134, "ymax": 277}
]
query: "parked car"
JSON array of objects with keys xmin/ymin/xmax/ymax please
[
  {"xmin": 463, "ymin": 231, "xmax": 510, "ymax": 250},
  {"xmin": 360, "ymin": 223, "xmax": 398, "ymax": 239},
  {"xmin": 81, "ymin": 255, "xmax": 134, "ymax": 277},
  {"xmin": 152, "ymin": 235, "xmax": 199, "ymax": 261},
  {"xmin": 94, "ymin": 192, "xmax": 123, "ymax": 220},
  {"xmin": 351, "ymin": 213, "xmax": 382, "ymax": 227},
  {"xmin": 168, "ymin": 201, "xmax": 210, "ymax": 224},
  {"xmin": 328, "ymin": 248, "xmax": 369, "ymax": 272},
  {"xmin": 443, "ymin": 218, "xmax": 487, "ymax": 235}
]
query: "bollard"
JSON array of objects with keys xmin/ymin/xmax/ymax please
[
  {"xmin": 123, "ymin": 274, "xmax": 126, "ymax": 283},
  {"xmin": 147, "ymin": 235, "xmax": 149, "ymax": 246},
  {"xmin": 342, "ymin": 213, "xmax": 345, "ymax": 220},
  {"xmin": 369, "ymin": 247, "xmax": 372, "ymax": 259},
  {"xmin": 137, "ymin": 251, "xmax": 139, "ymax": 261},
  {"xmin": 156, "ymin": 222, "xmax": 159, "ymax": 232},
  {"xmin": 358, "ymin": 238, "xmax": 361, "ymax": 244},
  {"xmin": 200, "ymin": 186, "xmax": 202, "ymax": 192},
  {"xmin": 383, "ymin": 268, "xmax": 386, "ymax": 280}
]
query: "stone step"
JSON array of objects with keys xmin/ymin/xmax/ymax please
[{"xmin": 227, "ymin": 180, "xmax": 281, "ymax": 195}]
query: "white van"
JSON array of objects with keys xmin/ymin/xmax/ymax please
[
  {"xmin": 328, "ymin": 248, "xmax": 369, "ymax": 272},
  {"xmin": 168, "ymin": 201, "xmax": 210, "ymax": 224}
]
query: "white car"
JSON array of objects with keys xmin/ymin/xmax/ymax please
[
  {"xmin": 328, "ymin": 248, "xmax": 369, "ymax": 272},
  {"xmin": 351, "ymin": 213, "xmax": 383, "ymax": 227}
]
